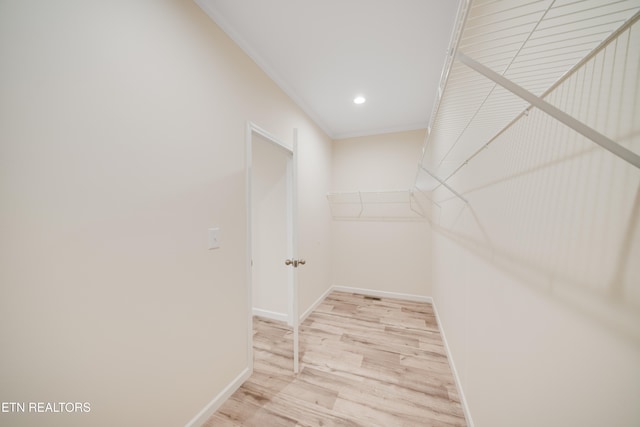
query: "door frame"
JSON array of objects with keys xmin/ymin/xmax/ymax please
[{"xmin": 245, "ymin": 122, "xmax": 299, "ymax": 373}]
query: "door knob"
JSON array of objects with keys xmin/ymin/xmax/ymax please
[{"xmin": 285, "ymin": 259, "xmax": 306, "ymax": 268}]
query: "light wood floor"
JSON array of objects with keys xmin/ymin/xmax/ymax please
[{"xmin": 206, "ymin": 291, "xmax": 467, "ymax": 427}]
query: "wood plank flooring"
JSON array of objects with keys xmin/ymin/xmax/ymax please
[{"xmin": 206, "ymin": 291, "xmax": 467, "ymax": 427}]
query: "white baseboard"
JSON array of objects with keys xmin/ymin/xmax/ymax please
[
  {"xmin": 184, "ymin": 366, "xmax": 251, "ymax": 427},
  {"xmin": 332, "ymin": 285, "xmax": 433, "ymax": 304},
  {"xmin": 330, "ymin": 285, "xmax": 473, "ymax": 424},
  {"xmin": 300, "ymin": 285, "xmax": 432, "ymax": 324},
  {"xmin": 252, "ymin": 308, "xmax": 288, "ymax": 323},
  {"xmin": 431, "ymin": 301, "xmax": 474, "ymax": 427},
  {"xmin": 300, "ymin": 286, "xmax": 335, "ymax": 323},
  {"xmin": 186, "ymin": 287, "xmax": 472, "ymax": 427}
]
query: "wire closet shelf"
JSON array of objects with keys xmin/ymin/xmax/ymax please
[
  {"xmin": 416, "ymin": 0, "xmax": 640, "ymax": 204},
  {"xmin": 326, "ymin": 190, "xmax": 428, "ymax": 222}
]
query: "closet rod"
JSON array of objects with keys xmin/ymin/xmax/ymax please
[{"xmin": 456, "ymin": 51, "xmax": 640, "ymax": 170}]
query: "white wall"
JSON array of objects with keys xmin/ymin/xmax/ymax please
[
  {"xmin": 429, "ymin": 21, "xmax": 640, "ymax": 427},
  {"xmin": 251, "ymin": 134, "xmax": 289, "ymax": 319},
  {"xmin": 0, "ymin": 1, "xmax": 332, "ymax": 426},
  {"xmin": 332, "ymin": 130, "xmax": 425, "ymax": 189},
  {"xmin": 331, "ymin": 130, "xmax": 432, "ymax": 297}
]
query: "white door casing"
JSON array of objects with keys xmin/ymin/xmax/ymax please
[{"xmin": 246, "ymin": 122, "xmax": 300, "ymax": 374}]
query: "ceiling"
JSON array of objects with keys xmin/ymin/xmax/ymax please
[{"xmin": 194, "ymin": 0, "xmax": 461, "ymax": 139}]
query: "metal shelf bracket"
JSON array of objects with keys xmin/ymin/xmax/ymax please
[{"xmin": 456, "ymin": 51, "xmax": 640, "ymax": 170}]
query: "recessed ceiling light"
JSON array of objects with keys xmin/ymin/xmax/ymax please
[{"xmin": 353, "ymin": 96, "xmax": 366, "ymax": 104}]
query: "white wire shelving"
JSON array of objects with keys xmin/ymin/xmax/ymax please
[
  {"xmin": 326, "ymin": 190, "xmax": 427, "ymax": 221},
  {"xmin": 416, "ymin": 0, "xmax": 640, "ymax": 200},
  {"xmin": 328, "ymin": 0, "xmax": 640, "ymax": 222}
]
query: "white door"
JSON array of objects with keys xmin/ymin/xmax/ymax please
[
  {"xmin": 246, "ymin": 123, "xmax": 301, "ymax": 374},
  {"xmin": 290, "ymin": 129, "xmax": 300, "ymax": 374}
]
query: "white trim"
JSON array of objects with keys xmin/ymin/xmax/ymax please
[
  {"xmin": 431, "ymin": 301, "xmax": 474, "ymax": 427},
  {"xmin": 245, "ymin": 121, "xmax": 254, "ymax": 374},
  {"xmin": 291, "ymin": 129, "xmax": 300, "ymax": 374},
  {"xmin": 332, "ymin": 285, "xmax": 433, "ymax": 303},
  {"xmin": 186, "ymin": 284, "xmax": 473, "ymax": 426},
  {"xmin": 249, "ymin": 122, "xmax": 292, "ymax": 153},
  {"xmin": 285, "ymin": 145, "xmax": 294, "ymax": 328},
  {"xmin": 193, "ymin": 0, "xmax": 333, "ymax": 139},
  {"xmin": 328, "ymin": 286, "xmax": 473, "ymax": 424},
  {"xmin": 300, "ymin": 286, "xmax": 334, "ymax": 324},
  {"xmin": 184, "ymin": 367, "xmax": 251, "ymax": 427},
  {"xmin": 332, "ymin": 122, "xmax": 428, "ymax": 141},
  {"xmin": 328, "ymin": 284, "xmax": 474, "ymax": 425},
  {"xmin": 252, "ymin": 308, "xmax": 288, "ymax": 323},
  {"xmin": 300, "ymin": 285, "xmax": 433, "ymax": 324},
  {"xmin": 246, "ymin": 121, "xmax": 298, "ymax": 375}
]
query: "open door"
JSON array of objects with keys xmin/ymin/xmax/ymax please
[
  {"xmin": 246, "ymin": 123, "xmax": 302, "ymax": 374},
  {"xmin": 289, "ymin": 129, "xmax": 300, "ymax": 374}
]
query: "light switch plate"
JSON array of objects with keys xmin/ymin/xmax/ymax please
[{"xmin": 208, "ymin": 228, "xmax": 220, "ymax": 249}]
